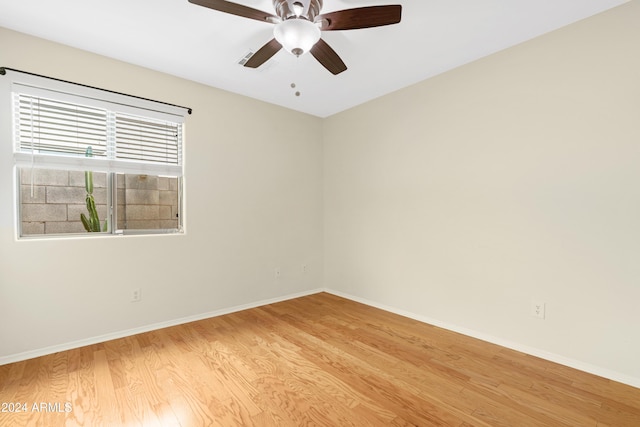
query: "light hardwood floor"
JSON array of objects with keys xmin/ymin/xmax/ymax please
[{"xmin": 1, "ymin": 292, "xmax": 639, "ymax": 426}]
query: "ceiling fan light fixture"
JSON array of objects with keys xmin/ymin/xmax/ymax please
[{"xmin": 273, "ymin": 18, "xmax": 321, "ymax": 57}]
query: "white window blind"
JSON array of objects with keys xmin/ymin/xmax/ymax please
[
  {"xmin": 115, "ymin": 113, "xmax": 181, "ymax": 165},
  {"xmin": 12, "ymin": 82, "xmax": 185, "ymax": 177},
  {"xmin": 15, "ymin": 94, "xmax": 109, "ymax": 158}
]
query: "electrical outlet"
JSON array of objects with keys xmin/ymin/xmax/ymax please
[
  {"xmin": 131, "ymin": 288, "xmax": 142, "ymax": 303},
  {"xmin": 531, "ymin": 301, "xmax": 545, "ymax": 319},
  {"xmin": 302, "ymin": 264, "xmax": 308, "ymax": 274},
  {"xmin": 275, "ymin": 268, "xmax": 281, "ymax": 279}
]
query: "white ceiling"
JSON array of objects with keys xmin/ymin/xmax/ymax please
[{"xmin": 0, "ymin": 0, "xmax": 628, "ymax": 117}]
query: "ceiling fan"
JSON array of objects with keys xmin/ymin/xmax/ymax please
[{"xmin": 188, "ymin": 0, "xmax": 402, "ymax": 75}]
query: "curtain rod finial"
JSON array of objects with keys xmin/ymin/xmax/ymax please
[{"xmin": 0, "ymin": 67, "xmax": 6, "ymax": 76}]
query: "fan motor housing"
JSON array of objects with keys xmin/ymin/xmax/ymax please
[{"xmin": 273, "ymin": 0, "xmax": 322, "ymax": 21}]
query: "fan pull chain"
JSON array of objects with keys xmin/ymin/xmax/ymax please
[{"xmin": 291, "ymin": 55, "xmax": 301, "ymax": 97}]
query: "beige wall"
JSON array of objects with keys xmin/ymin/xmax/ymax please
[
  {"xmin": 324, "ymin": 1, "xmax": 640, "ymax": 385},
  {"xmin": 0, "ymin": 27, "xmax": 324, "ymax": 360}
]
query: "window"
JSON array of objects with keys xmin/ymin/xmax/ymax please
[{"xmin": 7, "ymin": 71, "xmax": 188, "ymax": 237}]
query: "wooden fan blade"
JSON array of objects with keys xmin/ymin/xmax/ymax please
[
  {"xmin": 310, "ymin": 39, "xmax": 347, "ymax": 75},
  {"xmin": 188, "ymin": 0, "xmax": 278, "ymax": 23},
  {"xmin": 244, "ymin": 39, "xmax": 283, "ymax": 68},
  {"xmin": 317, "ymin": 5, "xmax": 402, "ymax": 31}
]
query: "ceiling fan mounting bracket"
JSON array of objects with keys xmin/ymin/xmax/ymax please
[{"xmin": 272, "ymin": 0, "xmax": 322, "ymax": 21}]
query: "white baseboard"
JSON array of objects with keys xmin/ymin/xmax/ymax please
[
  {"xmin": 324, "ymin": 289, "xmax": 640, "ymax": 389},
  {"xmin": 0, "ymin": 288, "xmax": 324, "ymax": 366}
]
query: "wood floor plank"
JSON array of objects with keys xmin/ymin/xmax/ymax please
[
  {"xmin": 1, "ymin": 292, "xmax": 639, "ymax": 426},
  {"xmin": 91, "ymin": 349, "xmax": 120, "ymax": 426}
]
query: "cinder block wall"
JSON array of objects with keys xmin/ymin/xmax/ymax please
[
  {"xmin": 20, "ymin": 169, "xmax": 178, "ymax": 235},
  {"xmin": 116, "ymin": 174, "xmax": 179, "ymax": 230},
  {"xmin": 20, "ymin": 169, "xmax": 108, "ymax": 234}
]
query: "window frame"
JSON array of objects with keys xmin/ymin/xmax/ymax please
[{"xmin": 5, "ymin": 70, "xmax": 188, "ymax": 239}]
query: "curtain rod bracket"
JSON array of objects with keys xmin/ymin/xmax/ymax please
[{"xmin": 0, "ymin": 66, "xmax": 192, "ymax": 115}]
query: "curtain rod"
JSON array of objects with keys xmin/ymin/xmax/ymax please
[{"xmin": 0, "ymin": 66, "xmax": 192, "ymax": 115}]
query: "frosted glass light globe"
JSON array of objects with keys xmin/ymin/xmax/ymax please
[{"xmin": 274, "ymin": 19, "xmax": 321, "ymax": 57}]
